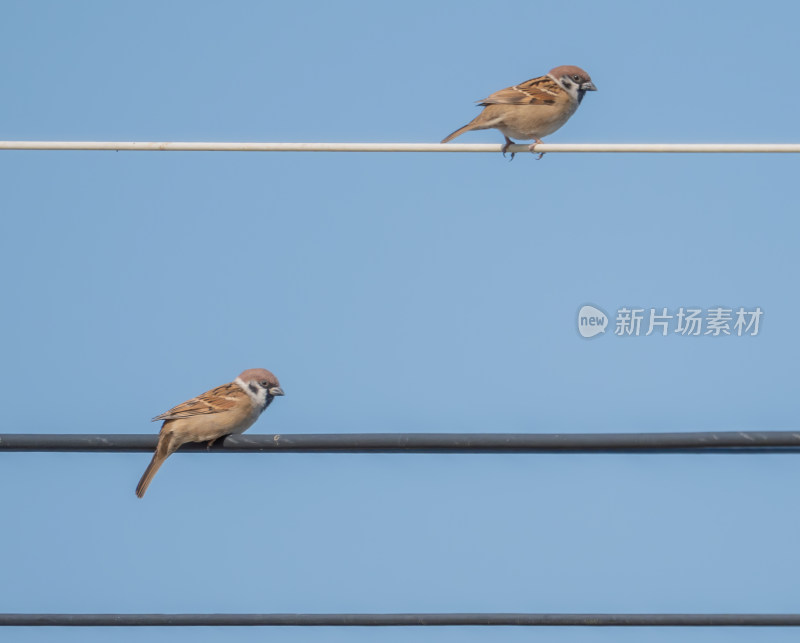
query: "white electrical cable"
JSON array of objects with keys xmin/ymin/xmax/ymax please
[{"xmin": 0, "ymin": 142, "xmax": 799, "ymax": 153}]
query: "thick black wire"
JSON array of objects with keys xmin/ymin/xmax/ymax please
[
  {"xmin": 2, "ymin": 613, "xmax": 800, "ymax": 627},
  {"xmin": 3, "ymin": 436, "xmax": 796, "ymax": 629},
  {"xmin": 2, "ymin": 432, "xmax": 800, "ymax": 453}
]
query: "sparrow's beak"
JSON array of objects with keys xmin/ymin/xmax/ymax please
[
  {"xmin": 269, "ymin": 386, "xmax": 285, "ymax": 396},
  {"xmin": 583, "ymin": 81, "xmax": 598, "ymax": 91}
]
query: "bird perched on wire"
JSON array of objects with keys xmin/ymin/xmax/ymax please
[
  {"xmin": 135, "ymin": 368, "xmax": 284, "ymax": 497},
  {"xmin": 441, "ymin": 65, "xmax": 597, "ymax": 159}
]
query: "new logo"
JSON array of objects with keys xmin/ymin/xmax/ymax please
[{"xmin": 578, "ymin": 305, "xmax": 608, "ymax": 338}]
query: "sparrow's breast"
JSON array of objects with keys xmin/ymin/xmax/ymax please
[
  {"xmin": 498, "ymin": 102, "xmax": 579, "ymax": 140},
  {"xmin": 226, "ymin": 404, "xmax": 263, "ymax": 434},
  {"xmin": 165, "ymin": 405, "xmax": 262, "ymax": 443}
]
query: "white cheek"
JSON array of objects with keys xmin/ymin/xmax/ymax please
[
  {"xmin": 250, "ymin": 386, "xmax": 268, "ymax": 408},
  {"xmin": 235, "ymin": 377, "xmax": 269, "ymax": 408}
]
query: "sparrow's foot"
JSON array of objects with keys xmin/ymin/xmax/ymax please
[
  {"xmin": 207, "ymin": 433, "xmax": 233, "ymax": 450},
  {"xmin": 206, "ymin": 435, "xmax": 226, "ymax": 450},
  {"xmin": 528, "ymin": 138, "xmax": 545, "ymax": 160},
  {"xmin": 502, "ymin": 136, "xmax": 516, "ymax": 161}
]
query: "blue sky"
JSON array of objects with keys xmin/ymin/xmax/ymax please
[{"xmin": 1, "ymin": 1, "xmax": 799, "ymax": 642}]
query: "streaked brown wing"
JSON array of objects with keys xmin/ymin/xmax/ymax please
[
  {"xmin": 479, "ymin": 75, "xmax": 562, "ymax": 106},
  {"xmin": 152, "ymin": 382, "xmax": 245, "ymax": 421}
]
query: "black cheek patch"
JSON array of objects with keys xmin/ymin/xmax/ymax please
[{"xmin": 249, "ymin": 383, "xmax": 259, "ymax": 395}]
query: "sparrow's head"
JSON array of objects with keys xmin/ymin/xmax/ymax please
[
  {"xmin": 548, "ymin": 65, "xmax": 597, "ymax": 103},
  {"xmin": 237, "ymin": 368, "xmax": 284, "ymax": 409}
]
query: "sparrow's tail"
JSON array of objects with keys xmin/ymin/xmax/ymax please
[
  {"xmin": 135, "ymin": 431, "xmax": 176, "ymax": 498},
  {"xmin": 441, "ymin": 120, "xmax": 478, "ymax": 144},
  {"xmin": 135, "ymin": 454, "xmax": 165, "ymax": 498}
]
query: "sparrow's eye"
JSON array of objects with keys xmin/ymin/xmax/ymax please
[
  {"xmin": 260, "ymin": 380, "xmax": 269, "ymax": 387},
  {"xmin": 572, "ymin": 74, "xmax": 582, "ymax": 82}
]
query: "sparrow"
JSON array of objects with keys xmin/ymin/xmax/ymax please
[
  {"xmin": 135, "ymin": 368, "xmax": 284, "ymax": 497},
  {"xmin": 441, "ymin": 65, "xmax": 597, "ymax": 158}
]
